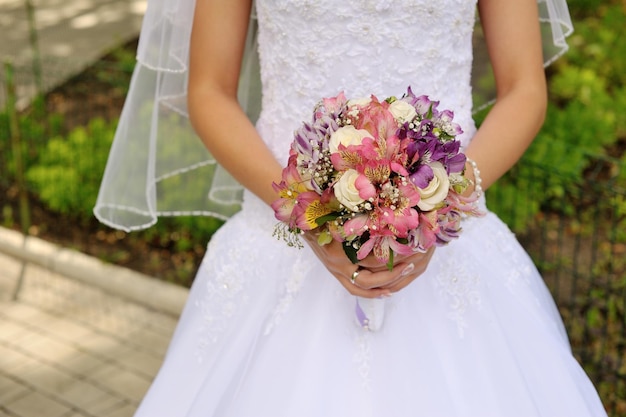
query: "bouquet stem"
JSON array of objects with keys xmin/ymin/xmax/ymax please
[{"xmin": 355, "ymin": 296, "xmax": 386, "ymax": 331}]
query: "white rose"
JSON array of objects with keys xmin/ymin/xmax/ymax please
[
  {"xmin": 389, "ymin": 100, "xmax": 417, "ymax": 124},
  {"xmin": 347, "ymin": 97, "xmax": 372, "ymax": 107},
  {"xmin": 417, "ymin": 162, "xmax": 450, "ymax": 211},
  {"xmin": 296, "ymin": 154, "xmax": 313, "ymax": 182},
  {"xmin": 334, "ymin": 169, "xmax": 364, "ymax": 212},
  {"xmin": 328, "ymin": 126, "xmax": 373, "ymax": 154}
]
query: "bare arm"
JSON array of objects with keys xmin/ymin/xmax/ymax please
[
  {"xmin": 465, "ymin": 0, "xmax": 547, "ymax": 189},
  {"xmin": 187, "ymin": 0, "xmax": 281, "ymax": 206},
  {"xmin": 187, "ymin": 1, "xmax": 420, "ymax": 297}
]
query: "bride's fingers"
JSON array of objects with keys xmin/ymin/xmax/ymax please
[
  {"xmin": 357, "ymin": 256, "xmax": 390, "ymax": 270},
  {"xmin": 332, "ymin": 247, "xmax": 435, "ymax": 294},
  {"xmin": 350, "ymin": 264, "xmax": 410, "ymax": 290},
  {"xmin": 380, "ymin": 247, "xmax": 436, "ymax": 290},
  {"xmin": 357, "ymin": 246, "xmax": 435, "ymax": 273},
  {"xmin": 330, "ymin": 264, "xmax": 398, "ymax": 297},
  {"xmin": 303, "ymin": 232, "xmax": 433, "ymax": 297},
  {"xmin": 303, "ymin": 238, "xmax": 389, "ymax": 297},
  {"xmin": 339, "ymin": 279, "xmax": 392, "ymax": 298}
]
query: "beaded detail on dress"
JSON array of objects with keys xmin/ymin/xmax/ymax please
[
  {"xmin": 255, "ymin": 0, "xmax": 478, "ymax": 165},
  {"xmin": 263, "ymin": 255, "xmax": 315, "ymax": 336},
  {"xmin": 434, "ymin": 255, "xmax": 482, "ymax": 338},
  {"xmin": 131, "ymin": 3, "xmax": 609, "ymax": 416},
  {"xmin": 249, "ymin": 0, "xmax": 482, "ymax": 374},
  {"xmin": 194, "ymin": 237, "xmax": 251, "ymax": 362}
]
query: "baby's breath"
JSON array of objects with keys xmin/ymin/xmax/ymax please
[{"xmin": 272, "ymin": 223, "xmax": 304, "ymax": 249}]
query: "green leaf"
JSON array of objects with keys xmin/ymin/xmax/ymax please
[
  {"xmin": 317, "ymin": 230, "xmax": 333, "ymax": 246},
  {"xmin": 315, "ymin": 212, "xmax": 341, "ymax": 226},
  {"xmin": 426, "ymin": 105, "xmax": 433, "ymax": 119},
  {"xmin": 386, "ymin": 250, "xmax": 394, "ymax": 271},
  {"xmin": 342, "ymin": 240, "xmax": 360, "ymax": 264}
]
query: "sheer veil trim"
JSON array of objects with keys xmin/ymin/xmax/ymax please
[
  {"xmin": 471, "ymin": 0, "xmax": 573, "ymax": 111},
  {"xmin": 93, "ymin": 0, "xmax": 572, "ymax": 232}
]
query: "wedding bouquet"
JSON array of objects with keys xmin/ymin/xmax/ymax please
[{"xmin": 272, "ymin": 87, "xmax": 482, "ymax": 329}]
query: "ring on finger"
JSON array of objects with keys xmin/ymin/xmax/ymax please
[{"xmin": 350, "ymin": 267, "xmax": 361, "ymax": 285}]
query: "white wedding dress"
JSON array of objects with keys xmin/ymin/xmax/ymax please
[{"xmin": 133, "ymin": 1, "xmax": 607, "ymax": 416}]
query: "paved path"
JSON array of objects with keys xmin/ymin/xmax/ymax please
[
  {"xmin": 0, "ymin": 2, "xmax": 191, "ymax": 416},
  {"xmin": 0, "ymin": 0, "xmax": 146, "ymax": 107},
  {"xmin": 0, "ymin": 228, "xmax": 186, "ymax": 417}
]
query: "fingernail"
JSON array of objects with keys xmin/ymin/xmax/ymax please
[
  {"xmin": 379, "ymin": 292, "xmax": 393, "ymax": 299},
  {"xmin": 401, "ymin": 263, "xmax": 415, "ymax": 277}
]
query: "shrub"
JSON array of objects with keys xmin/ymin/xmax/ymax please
[
  {"xmin": 26, "ymin": 118, "xmax": 116, "ymax": 219},
  {"xmin": 486, "ymin": 4, "xmax": 626, "ymax": 234}
]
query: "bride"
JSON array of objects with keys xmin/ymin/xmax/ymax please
[{"xmin": 95, "ymin": 0, "xmax": 608, "ymax": 416}]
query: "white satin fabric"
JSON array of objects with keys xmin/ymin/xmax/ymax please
[
  {"xmin": 131, "ymin": 2, "xmax": 604, "ymax": 416},
  {"xmin": 94, "ymin": 0, "xmax": 572, "ymax": 231}
]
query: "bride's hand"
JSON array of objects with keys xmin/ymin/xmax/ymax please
[{"xmin": 303, "ymin": 233, "xmax": 435, "ymax": 299}]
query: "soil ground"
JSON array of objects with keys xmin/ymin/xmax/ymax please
[
  {"xmin": 2, "ymin": 38, "xmax": 207, "ymax": 287},
  {"xmin": 2, "ymin": 37, "xmax": 624, "ymax": 414}
]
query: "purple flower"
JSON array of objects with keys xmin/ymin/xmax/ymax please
[
  {"xmin": 435, "ymin": 210, "xmax": 462, "ymax": 244},
  {"xmin": 409, "ymin": 164, "xmax": 433, "ymax": 188},
  {"xmin": 440, "ymin": 140, "xmax": 466, "ymax": 174},
  {"xmin": 433, "ymin": 109, "xmax": 463, "ymax": 137},
  {"xmin": 402, "ymin": 87, "xmax": 434, "ymax": 117}
]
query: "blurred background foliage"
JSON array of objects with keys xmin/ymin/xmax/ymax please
[
  {"xmin": 482, "ymin": 1, "xmax": 626, "ymax": 412},
  {"xmin": 8, "ymin": 0, "xmax": 624, "ymax": 242},
  {"xmin": 486, "ymin": 0, "xmax": 625, "ymax": 232},
  {"xmin": 0, "ymin": 0, "xmax": 622, "ymax": 282},
  {"xmin": 0, "ymin": 1, "xmax": 625, "ymax": 413}
]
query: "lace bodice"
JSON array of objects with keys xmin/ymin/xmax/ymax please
[{"xmin": 255, "ymin": 0, "xmax": 478, "ymax": 164}]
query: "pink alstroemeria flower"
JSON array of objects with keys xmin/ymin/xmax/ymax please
[
  {"xmin": 357, "ymin": 229, "xmax": 415, "ymax": 264},
  {"xmin": 396, "ymin": 180, "xmax": 421, "ymax": 207},
  {"xmin": 271, "ymin": 162, "xmax": 312, "ymax": 226},
  {"xmin": 321, "ymin": 92, "xmax": 347, "ymax": 116},
  {"xmin": 435, "ymin": 210, "xmax": 463, "ymax": 244},
  {"xmin": 387, "ymin": 206, "xmax": 420, "ymax": 237},
  {"xmin": 355, "ymin": 173, "xmax": 377, "ymax": 201},
  {"xmin": 292, "ymin": 191, "xmax": 332, "ymax": 231},
  {"xmin": 345, "ymin": 206, "xmax": 418, "ymax": 264},
  {"xmin": 361, "ymin": 159, "xmax": 392, "ymax": 185},
  {"xmin": 409, "ymin": 211, "xmax": 440, "ymax": 252},
  {"xmin": 446, "ymin": 190, "xmax": 484, "ymax": 217},
  {"xmin": 343, "ymin": 214, "xmax": 369, "ymax": 239},
  {"xmin": 354, "ymin": 97, "xmax": 398, "ymax": 142},
  {"xmin": 330, "ymin": 136, "xmax": 379, "ymax": 172},
  {"xmin": 273, "ymin": 87, "xmax": 484, "ymax": 268},
  {"xmin": 385, "ymin": 135, "xmax": 410, "ymax": 176},
  {"xmin": 330, "ymin": 146, "xmax": 364, "ymax": 172}
]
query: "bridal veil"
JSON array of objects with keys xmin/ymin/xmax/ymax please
[{"xmin": 93, "ymin": 0, "xmax": 572, "ymax": 232}]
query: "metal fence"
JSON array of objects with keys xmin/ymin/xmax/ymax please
[
  {"xmin": 487, "ymin": 161, "xmax": 625, "ymax": 414},
  {"xmin": 1, "ymin": 57, "xmax": 625, "ymax": 415}
]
